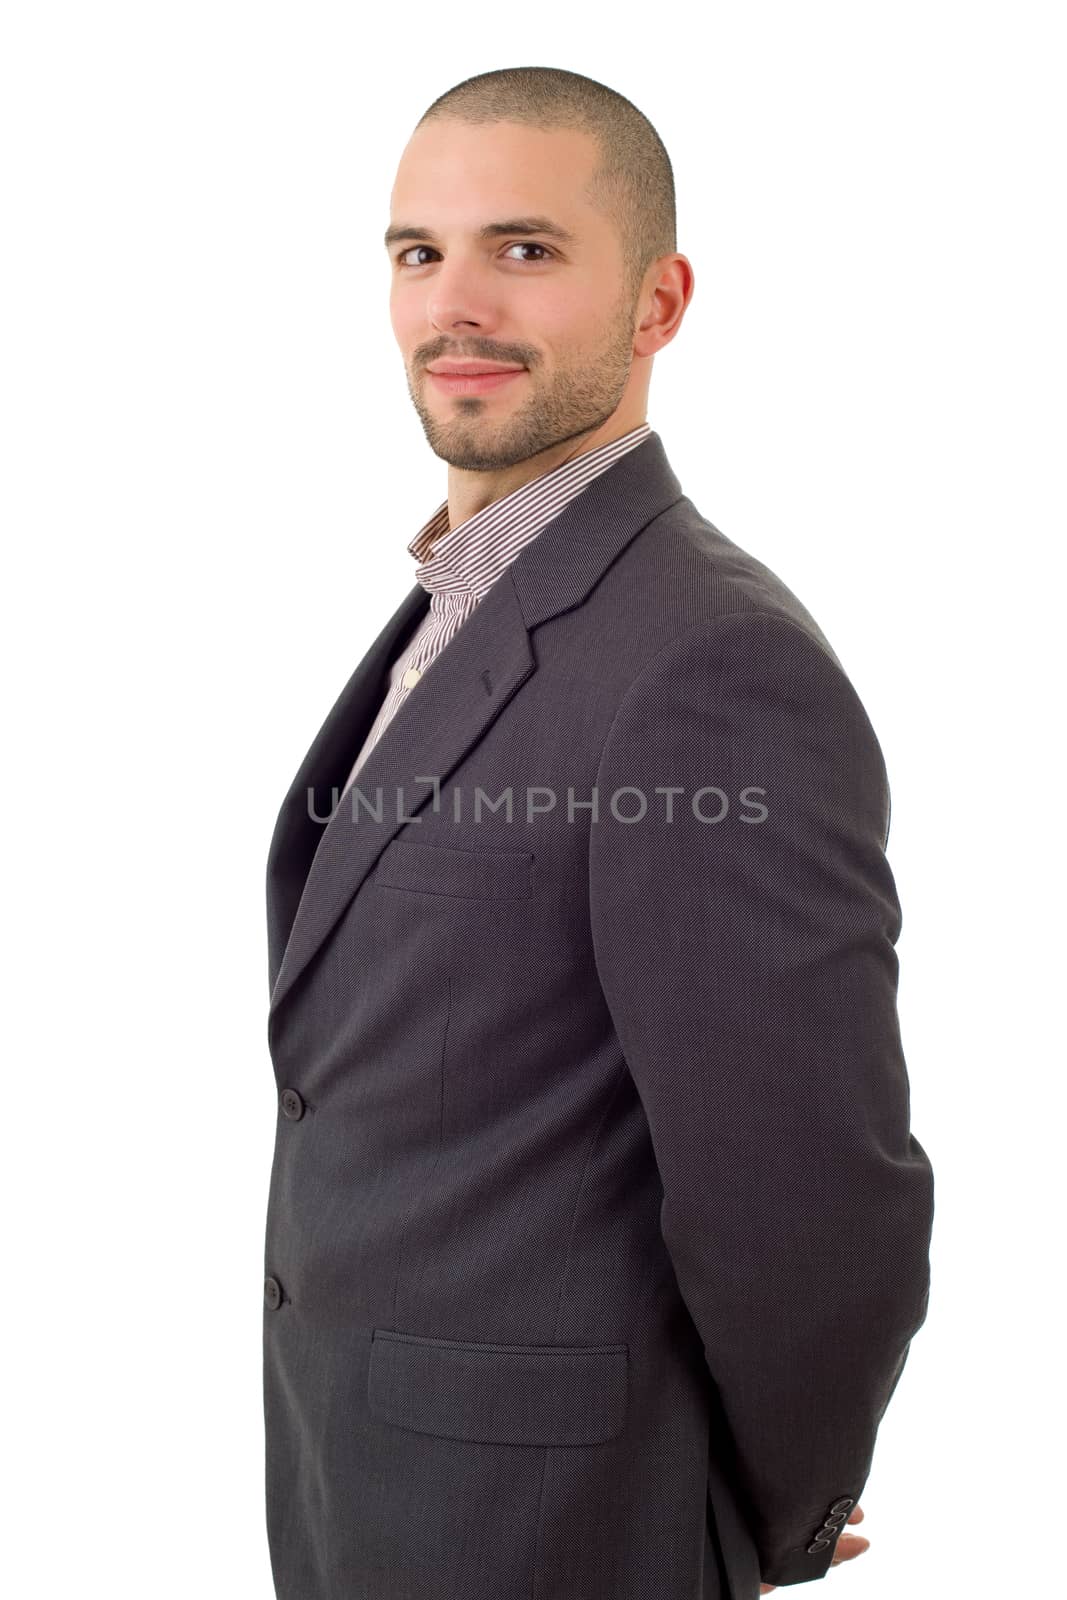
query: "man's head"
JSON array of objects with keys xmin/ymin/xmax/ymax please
[{"xmin": 386, "ymin": 66, "xmax": 694, "ymax": 473}]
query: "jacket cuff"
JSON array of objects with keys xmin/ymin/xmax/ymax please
[{"xmin": 760, "ymin": 1496, "xmax": 855, "ymax": 1585}]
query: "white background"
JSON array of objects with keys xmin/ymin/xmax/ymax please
[{"xmin": 3, "ymin": 3, "xmax": 1063, "ymax": 1595}]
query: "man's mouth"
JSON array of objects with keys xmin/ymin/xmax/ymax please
[{"xmin": 426, "ymin": 368, "xmax": 527, "ymax": 396}]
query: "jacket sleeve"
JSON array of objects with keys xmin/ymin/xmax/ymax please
[{"xmin": 588, "ymin": 610, "xmax": 935, "ymax": 1588}]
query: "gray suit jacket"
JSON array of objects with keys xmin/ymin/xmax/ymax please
[{"xmin": 263, "ymin": 430, "xmax": 935, "ymax": 1599}]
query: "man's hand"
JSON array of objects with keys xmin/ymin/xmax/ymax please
[{"xmin": 759, "ymin": 1504, "xmax": 870, "ymax": 1592}]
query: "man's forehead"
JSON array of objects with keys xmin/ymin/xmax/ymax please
[{"xmin": 388, "ymin": 124, "xmax": 603, "ymax": 249}]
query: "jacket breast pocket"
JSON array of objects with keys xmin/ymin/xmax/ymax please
[
  {"xmin": 367, "ymin": 1328, "xmax": 628, "ymax": 1447},
  {"xmin": 371, "ymin": 837, "xmax": 533, "ymax": 900}
]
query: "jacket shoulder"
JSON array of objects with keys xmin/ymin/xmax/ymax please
[
  {"xmin": 658, "ymin": 497, "xmax": 842, "ymax": 656},
  {"xmin": 590, "ymin": 493, "xmax": 847, "ymax": 681}
]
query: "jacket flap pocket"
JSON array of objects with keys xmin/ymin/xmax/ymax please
[
  {"xmin": 372, "ymin": 838, "xmax": 533, "ymax": 899},
  {"xmin": 368, "ymin": 1328, "xmax": 628, "ymax": 1446}
]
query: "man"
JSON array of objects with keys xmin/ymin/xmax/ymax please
[{"xmin": 263, "ymin": 66, "xmax": 935, "ymax": 1600}]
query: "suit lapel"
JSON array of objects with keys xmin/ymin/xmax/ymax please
[
  {"xmin": 265, "ymin": 581, "xmax": 430, "ymax": 996},
  {"xmin": 269, "ymin": 568, "xmax": 535, "ymax": 1021},
  {"xmin": 267, "ymin": 429, "xmax": 684, "ymax": 1027}
]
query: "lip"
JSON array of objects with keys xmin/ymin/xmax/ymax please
[{"xmin": 427, "ymin": 367, "xmax": 526, "ymax": 396}]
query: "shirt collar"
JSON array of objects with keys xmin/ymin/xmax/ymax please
[{"xmin": 407, "ymin": 423, "xmax": 653, "ymax": 602}]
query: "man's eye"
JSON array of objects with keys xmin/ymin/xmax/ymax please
[
  {"xmin": 396, "ymin": 246, "xmax": 439, "ymax": 268},
  {"xmin": 395, "ymin": 242, "xmax": 553, "ymax": 268},
  {"xmin": 503, "ymin": 242, "xmax": 552, "ymax": 263}
]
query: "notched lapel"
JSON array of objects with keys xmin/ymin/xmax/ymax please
[{"xmin": 268, "ymin": 568, "xmax": 536, "ymax": 1026}]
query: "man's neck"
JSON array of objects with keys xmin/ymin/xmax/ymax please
[{"xmin": 442, "ymin": 414, "xmax": 646, "ymax": 533}]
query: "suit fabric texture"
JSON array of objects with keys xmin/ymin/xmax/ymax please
[{"xmin": 263, "ymin": 429, "xmax": 935, "ymax": 1599}]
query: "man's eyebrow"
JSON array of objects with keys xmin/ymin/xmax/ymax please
[{"xmin": 383, "ymin": 216, "xmax": 577, "ymax": 250}]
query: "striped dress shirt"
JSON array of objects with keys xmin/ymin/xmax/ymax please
[{"xmin": 342, "ymin": 422, "xmax": 652, "ymax": 793}]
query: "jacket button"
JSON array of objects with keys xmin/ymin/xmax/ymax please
[
  {"xmin": 264, "ymin": 1275, "xmax": 283, "ymax": 1310},
  {"xmin": 829, "ymin": 1497, "xmax": 855, "ymax": 1515},
  {"xmin": 280, "ymin": 1088, "xmax": 305, "ymax": 1120}
]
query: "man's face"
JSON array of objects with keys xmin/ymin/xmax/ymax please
[{"xmin": 387, "ymin": 120, "xmax": 642, "ymax": 472}]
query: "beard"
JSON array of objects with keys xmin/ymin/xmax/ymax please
[{"xmin": 406, "ymin": 294, "xmax": 638, "ymax": 473}]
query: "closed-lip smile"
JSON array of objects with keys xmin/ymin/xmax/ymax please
[{"xmin": 426, "ymin": 360, "xmax": 526, "ymax": 375}]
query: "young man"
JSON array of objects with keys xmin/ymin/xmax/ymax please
[{"xmin": 263, "ymin": 66, "xmax": 935, "ymax": 1600}]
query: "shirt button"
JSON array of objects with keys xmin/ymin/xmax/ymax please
[
  {"xmin": 402, "ymin": 667, "xmax": 422, "ymax": 689},
  {"xmin": 264, "ymin": 1276, "xmax": 283, "ymax": 1310}
]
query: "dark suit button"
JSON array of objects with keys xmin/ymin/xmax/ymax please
[
  {"xmin": 264, "ymin": 1276, "xmax": 283, "ymax": 1309},
  {"xmin": 280, "ymin": 1088, "xmax": 305, "ymax": 1120},
  {"xmin": 829, "ymin": 1497, "xmax": 854, "ymax": 1514}
]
